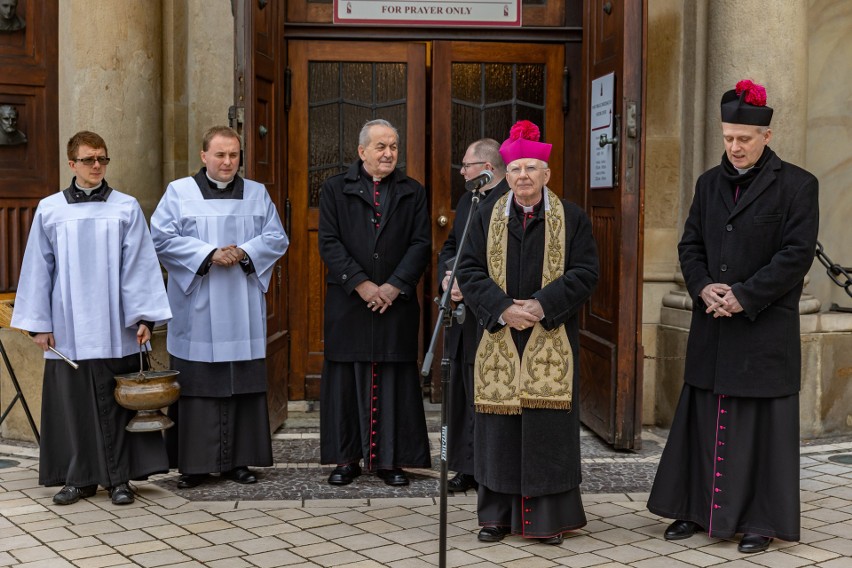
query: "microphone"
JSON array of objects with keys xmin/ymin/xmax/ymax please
[{"xmin": 464, "ymin": 169, "xmax": 493, "ymax": 191}]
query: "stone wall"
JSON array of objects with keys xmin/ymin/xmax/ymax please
[
  {"xmin": 58, "ymin": 1, "xmax": 164, "ymax": 216},
  {"xmin": 0, "ymin": 329, "xmax": 44, "ymax": 442},
  {"xmin": 806, "ymin": 0, "xmax": 852, "ymax": 308},
  {"xmin": 643, "ymin": 0, "xmax": 852, "ymax": 436},
  {"xmin": 0, "ymin": 1, "xmax": 235, "ymax": 442},
  {"xmin": 57, "ymin": 0, "xmax": 234, "ymax": 219}
]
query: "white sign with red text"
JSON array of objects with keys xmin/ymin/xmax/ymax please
[{"xmin": 334, "ymin": 1, "xmax": 521, "ymax": 27}]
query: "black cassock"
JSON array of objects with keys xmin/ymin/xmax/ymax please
[
  {"xmin": 457, "ymin": 192, "xmax": 599, "ymax": 538},
  {"xmin": 318, "ymin": 162, "xmax": 432, "ymax": 470},
  {"xmin": 437, "ymin": 179, "xmax": 510, "ymax": 476},
  {"xmin": 40, "ymin": 356, "xmax": 169, "ymax": 488},
  {"xmin": 647, "ymin": 149, "xmax": 818, "ymax": 542},
  {"xmin": 648, "ymin": 385, "xmax": 800, "ymax": 541},
  {"xmin": 165, "ymin": 357, "xmax": 272, "ymax": 475}
]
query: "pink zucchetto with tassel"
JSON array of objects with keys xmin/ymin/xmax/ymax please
[{"xmin": 499, "ymin": 120, "xmax": 552, "ymax": 165}]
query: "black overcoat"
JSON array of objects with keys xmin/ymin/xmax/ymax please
[
  {"xmin": 437, "ymin": 179, "xmax": 510, "ymax": 364},
  {"xmin": 679, "ymin": 148, "xmax": 819, "ymax": 397},
  {"xmin": 319, "ymin": 161, "xmax": 431, "ymax": 362},
  {"xmin": 457, "ymin": 190, "xmax": 599, "ymax": 496}
]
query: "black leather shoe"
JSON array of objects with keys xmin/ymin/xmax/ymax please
[
  {"xmin": 447, "ymin": 472, "xmax": 478, "ymax": 492},
  {"xmin": 539, "ymin": 534, "xmax": 564, "ymax": 545},
  {"xmin": 52, "ymin": 485, "xmax": 97, "ymax": 505},
  {"xmin": 224, "ymin": 467, "xmax": 257, "ymax": 484},
  {"xmin": 328, "ymin": 463, "xmax": 362, "ymax": 486},
  {"xmin": 109, "ymin": 483, "xmax": 134, "ymax": 505},
  {"xmin": 664, "ymin": 520, "xmax": 703, "ymax": 540},
  {"xmin": 377, "ymin": 468, "xmax": 409, "ymax": 486},
  {"xmin": 738, "ymin": 534, "xmax": 773, "ymax": 553},
  {"xmin": 177, "ymin": 473, "xmax": 209, "ymax": 489},
  {"xmin": 477, "ymin": 526, "xmax": 511, "ymax": 542}
]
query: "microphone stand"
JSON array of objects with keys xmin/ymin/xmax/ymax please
[{"xmin": 421, "ymin": 186, "xmax": 484, "ymax": 568}]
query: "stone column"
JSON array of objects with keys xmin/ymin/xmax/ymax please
[
  {"xmin": 162, "ymin": 0, "xmax": 233, "ymax": 191},
  {"xmin": 806, "ymin": 1, "xmax": 852, "ymax": 306},
  {"xmin": 703, "ymin": 0, "xmax": 808, "ymax": 169},
  {"xmin": 58, "ymin": 1, "xmax": 164, "ymax": 217}
]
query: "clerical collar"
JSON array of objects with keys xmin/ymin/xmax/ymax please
[
  {"xmin": 514, "ymin": 195, "xmax": 542, "ymax": 214},
  {"xmin": 64, "ymin": 178, "xmax": 111, "ymax": 204},
  {"xmin": 359, "ymin": 164, "xmax": 389, "ymax": 183},
  {"xmin": 504, "ymin": 189, "xmax": 550, "ymax": 217},
  {"xmin": 74, "ymin": 180, "xmax": 102, "ymax": 196},
  {"xmin": 735, "ymin": 165, "xmax": 753, "ymax": 175},
  {"xmin": 206, "ymin": 171, "xmax": 234, "ymax": 190}
]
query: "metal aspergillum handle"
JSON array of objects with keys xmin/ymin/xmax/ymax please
[{"xmin": 49, "ymin": 346, "xmax": 79, "ymax": 370}]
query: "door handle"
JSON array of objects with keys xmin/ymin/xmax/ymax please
[
  {"xmin": 437, "ymin": 215, "xmax": 449, "ymax": 227},
  {"xmin": 599, "ymin": 133, "xmax": 618, "ymax": 148}
]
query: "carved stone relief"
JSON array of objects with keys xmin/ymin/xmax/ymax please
[
  {"xmin": 0, "ymin": 0, "xmax": 25, "ymax": 32},
  {"xmin": 0, "ymin": 104, "xmax": 27, "ymax": 145}
]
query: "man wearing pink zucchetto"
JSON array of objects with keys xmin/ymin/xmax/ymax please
[
  {"xmin": 457, "ymin": 120, "xmax": 599, "ymax": 546},
  {"xmin": 647, "ymin": 80, "xmax": 819, "ymax": 553}
]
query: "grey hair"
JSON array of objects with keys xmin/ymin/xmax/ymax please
[
  {"xmin": 359, "ymin": 119, "xmax": 399, "ymax": 148},
  {"xmin": 470, "ymin": 138, "xmax": 506, "ymax": 174}
]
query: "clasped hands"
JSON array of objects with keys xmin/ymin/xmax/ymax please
[
  {"xmin": 356, "ymin": 280, "xmax": 400, "ymax": 313},
  {"xmin": 701, "ymin": 283, "xmax": 743, "ymax": 318},
  {"xmin": 212, "ymin": 244, "xmax": 246, "ymax": 267},
  {"xmin": 501, "ymin": 299, "xmax": 544, "ymax": 331}
]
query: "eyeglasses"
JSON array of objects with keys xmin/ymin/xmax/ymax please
[
  {"xmin": 74, "ymin": 156, "xmax": 111, "ymax": 166},
  {"xmin": 507, "ymin": 165, "xmax": 541, "ymax": 175},
  {"xmin": 460, "ymin": 161, "xmax": 486, "ymax": 170}
]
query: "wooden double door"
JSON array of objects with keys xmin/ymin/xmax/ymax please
[{"xmin": 285, "ymin": 39, "xmax": 566, "ymax": 402}]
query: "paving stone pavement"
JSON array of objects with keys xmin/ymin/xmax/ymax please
[{"xmin": 1, "ymin": 407, "xmax": 851, "ymax": 567}]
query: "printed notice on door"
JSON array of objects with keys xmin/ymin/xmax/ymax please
[
  {"xmin": 334, "ymin": 1, "xmax": 521, "ymax": 27},
  {"xmin": 590, "ymin": 72, "xmax": 615, "ymax": 188}
]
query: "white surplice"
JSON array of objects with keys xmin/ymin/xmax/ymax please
[
  {"xmin": 11, "ymin": 190, "xmax": 172, "ymax": 361},
  {"xmin": 150, "ymin": 176, "xmax": 288, "ymax": 363}
]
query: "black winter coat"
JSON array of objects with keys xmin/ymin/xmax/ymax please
[
  {"xmin": 457, "ymin": 191, "xmax": 599, "ymax": 496},
  {"xmin": 437, "ymin": 179, "xmax": 510, "ymax": 364},
  {"xmin": 319, "ymin": 161, "xmax": 431, "ymax": 362},
  {"xmin": 679, "ymin": 148, "xmax": 819, "ymax": 397}
]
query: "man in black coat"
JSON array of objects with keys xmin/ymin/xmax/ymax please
[
  {"xmin": 457, "ymin": 121, "xmax": 599, "ymax": 545},
  {"xmin": 647, "ymin": 80, "xmax": 819, "ymax": 554},
  {"xmin": 438, "ymin": 138, "xmax": 509, "ymax": 493},
  {"xmin": 319, "ymin": 119, "xmax": 432, "ymax": 487}
]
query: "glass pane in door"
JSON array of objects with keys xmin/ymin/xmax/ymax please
[
  {"xmin": 450, "ymin": 62, "xmax": 546, "ymax": 206},
  {"xmin": 308, "ymin": 61, "xmax": 408, "ymax": 207}
]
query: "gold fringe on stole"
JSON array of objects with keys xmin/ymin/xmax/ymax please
[
  {"xmin": 474, "ymin": 188, "xmax": 575, "ymax": 415},
  {"xmin": 475, "ymin": 404, "xmax": 523, "ymax": 415}
]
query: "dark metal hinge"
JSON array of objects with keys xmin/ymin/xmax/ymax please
[{"xmin": 285, "ymin": 68, "xmax": 292, "ymax": 113}]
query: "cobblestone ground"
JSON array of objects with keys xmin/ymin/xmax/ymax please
[
  {"xmin": 150, "ymin": 422, "xmax": 665, "ymax": 502},
  {"xmin": 1, "ymin": 407, "xmax": 851, "ymax": 567}
]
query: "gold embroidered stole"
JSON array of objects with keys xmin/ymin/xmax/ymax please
[{"xmin": 474, "ymin": 188, "xmax": 574, "ymax": 414}]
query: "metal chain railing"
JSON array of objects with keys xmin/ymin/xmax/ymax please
[
  {"xmin": 815, "ymin": 241, "xmax": 852, "ymax": 311},
  {"xmin": 644, "ymin": 353, "xmax": 685, "ymax": 361}
]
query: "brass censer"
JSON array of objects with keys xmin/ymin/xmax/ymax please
[{"xmin": 114, "ymin": 346, "xmax": 180, "ymax": 432}]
